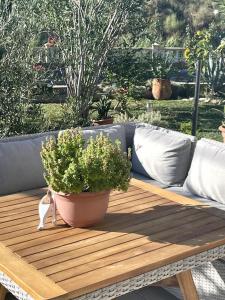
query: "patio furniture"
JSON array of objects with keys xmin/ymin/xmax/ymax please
[
  {"xmin": 1, "ymin": 122, "xmax": 225, "ymax": 299},
  {"xmin": 1, "ymin": 179, "xmax": 225, "ymax": 300}
]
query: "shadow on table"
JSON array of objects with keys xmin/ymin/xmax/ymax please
[{"xmin": 92, "ymin": 201, "xmax": 225, "ymax": 247}]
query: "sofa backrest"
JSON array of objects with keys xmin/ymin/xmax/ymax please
[
  {"xmin": 184, "ymin": 138, "xmax": 225, "ymax": 204},
  {"xmin": 131, "ymin": 125, "xmax": 197, "ymax": 186},
  {"xmin": 0, "ymin": 133, "xmax": 54, "ymax": 196},
  {"xmin": 0, "ymin": 124, "xmax": 127, "ymax": 195}
]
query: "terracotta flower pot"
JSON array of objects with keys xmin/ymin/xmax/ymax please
[
  {"xmin": 219, "ymin": 126, "xmax": 225, "ymax": 143},
  {"xmin": 93, "ymin": 117, "xmax": 113, "ymax": 126},
  {"xmin": 152, "ymin": 78, "xmax": 172, "ymax": 100},
  {"xmin": 53, "ymin": 190, "xmax": 110, "ymax": 227}
]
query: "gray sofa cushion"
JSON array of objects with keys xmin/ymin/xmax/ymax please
[
  {"xmin": 132, "ymin": 172, "xmax": 168, "ymax": 188},
  {"xmin": 166, "ymin": 186, "xmax": 225, "ymax": 211},
  {"xmin": 0, "ymin": 135, "xmax": 52, "ymax": 195},
  {"xmin": 82, "ymin": 124, "xmax": 127, "ymax": 152},
  {"xmin": 132, "ymin": 127, "xmax": 192, "ymax": 186},
  {"xmin": 184, "ymin": 138, "xmax": 225, "ymax": 205}
]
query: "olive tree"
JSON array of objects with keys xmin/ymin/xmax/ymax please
[
  {"xmin": 37, "ymin": 0, "xmax": 146, "ymax": 124},
  {"xmin": 0, "ymin": 0, "xmax": 43, "ymax": 137}
]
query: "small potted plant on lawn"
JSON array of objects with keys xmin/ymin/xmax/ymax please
[
  {"xmin": 41, "ymin": 129, "xmax": 131, "ymax": 227},
  {"xmin": 150, "ymin": 54, "xmax": 177, "ymax": 100},
  {"xmin": 212, "ymin": 107, "xmax": 225, "ymax": 143},
  {"xmin": 93, "ymin": 95, "xmax": 113, "ymax": 125},
  {"xmin": 219, "ymin": 122, "xmax": 225, "ymax": 143}
]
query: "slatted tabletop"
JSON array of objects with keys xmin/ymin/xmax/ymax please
[{"xmin": 1, "ymin": 178, "xmax": 225, "ymax": 300}]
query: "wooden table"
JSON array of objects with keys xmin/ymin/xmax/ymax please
[{"xmin": 1, "ymin": 179, "xmax": 225, "ymax": 300}]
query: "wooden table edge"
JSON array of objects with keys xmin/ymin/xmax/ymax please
[
  {"xmin": 0, "ymin": 244, "xmax": 67, "ymax": 300},
  {"xmin": 130, "ymin": 178, "xmax": 208, "ymax": 207}
]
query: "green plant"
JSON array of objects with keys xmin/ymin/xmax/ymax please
[
  {"xmin": 114, "ymin": 93, "xmax": 133, "ymax": 118},
  {"xmin": 93, "ymin": 96, "xmax": 112, "ymax": 120},
  {"xmin": 185, "ymin": 25, "xmax": 225, "ymax": 96},
  {"xmin": 150, "ymin": 54, "xmax": 178, "ymax": 79},
  {"xmin": 180, "ymin": 121, "xmax": 192, "ymax": 135},
  {"xmin": 36, "ymin": 0, "xmax": 146, "ymax": 123},
  {"xmin": 41, "ymin": 129, "xmax": 131, "ymax": 194},
  {"xmin": 0, "ymin": 0, "xmax": 44, "ymax": 137},
  {"xmin": 211, "ymin": 106, "xmax": 225, "ymax": 127},
  {"xmin": 114, "ymin": 110, "xmax": 162, "ymax": 125}
]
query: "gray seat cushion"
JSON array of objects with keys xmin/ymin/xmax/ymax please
[
  {"xmin": 132, "ymin": 172, "xmax": 168, "ymax": 188},
  {"xmin": 184, "ymin": 138, "xmax": 225, "ymax": 205},
  {"xmin": 0, "ymin": 135, "xmax": 53, "ymax": 195},
  {"xmin": 166, "ymin": 186, "xmax": 225, "ymax": 211},
  {"xmin": 132, "ymin": 127, "xmax": 193, "ymax": 186},
  {"xmin": 117, "ymin": 286, "xmax": 179, "ymax": 300}
]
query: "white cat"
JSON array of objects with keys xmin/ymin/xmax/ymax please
[{"xmin": 37, "ymin": 189, "xmax": 57, "ymax": 230}]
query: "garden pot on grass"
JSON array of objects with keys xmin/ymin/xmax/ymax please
[
  {"xmin": 219, "ymin": 126, "xmax": 225, "ymax": 143},
  {"xmin": 152, "ymin": 78, "xmax": 172, "ymax": 100},
  {"xmin": 54, "ymin": 190, "xmax": 110, "ymax": 227}
]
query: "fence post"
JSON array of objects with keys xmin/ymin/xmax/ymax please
[{"xmin": 192, "ymin": 59, "xmax": 202, "ymax": 136}]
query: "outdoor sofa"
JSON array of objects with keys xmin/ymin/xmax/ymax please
[{"xmin": 1, "ymin": 122, "xmax": 225, "ymax": 300}]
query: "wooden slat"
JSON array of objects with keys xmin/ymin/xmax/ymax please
[
  {"xmin": 58, "ymin": 226, "xmax": 225, "ymax": 298},
  {"xmin": 0, "ymin": 195, "xmax": 43, "ymax": 209},
  {"xmin": 109, "ymin": 188, "xmax": 149, "ymax": 201},
  {"xmin": 109, "ymin": 191, "xmax": 156, "ymax": 207},
  {"xmin": 39, "ymin": 211, "xmax": 213, "ymax": 275},
  {"xmin": 0, "ymin": 188, "xmax": 46, "ymax": 202},
  {"xmin": 0, "ymin": 244, "xmax": 66, "ymax": 300},
  {"xmin": 47, "ymin": 215, "xmax": 221, "ymax": 282},
  {"xmin": 8, "ymin": 197, "xmax": 170, "ymax": 252},
  {"xmin": 0, "ymin": 199, "xmax": 39, "ymax": 214},
  {"xmin": 33, "ymin": 208, "xmax": 202, "ymax": 270},
  {"xmin": 24, "ymin": 203, "xmax": 184, "ymax": 263},
  {"xmin": 2, "ymin": 198, "xmax": 166, "ymax": 246},
  {"xmin": 15, "ymin": 201, "xmax": 187, "ymax": 258},
  {"xmin": 0, "ymin": 215, "xmax": 63, "ymax": 237}
]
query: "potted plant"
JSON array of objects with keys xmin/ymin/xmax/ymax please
[
  {"xmin": 212, "ymin": 107, "xmax": 225, "ymax": 142},
  {"xmin": 92, "ymin": 95, "xmax": 113, "ymax": 125},
  {"xmin": 41, "ymin": 129, "xmax": 131, "ymax": 227},
  {"xmin": 219, "ymin": 123, "xmax": 225, "ymax": 142},
  {"xmin": 150, "ymin": 54, "xmax": 177, "ymax": 100}
]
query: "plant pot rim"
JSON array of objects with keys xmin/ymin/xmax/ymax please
[
  {"xmin": 51, "ymin": 189, "xmax": 110, "ymax": 198},
  {"xmin": 93, "ymin": 116, "xmax": 113, "ymax": 122},
  {"xmin": 153, "ymin": 78, "xmax": 170, "ymax": 81}
]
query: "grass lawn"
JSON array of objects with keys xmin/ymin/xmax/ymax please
[{"xmin": 42, "ymin": 98, "xmax": 224, "ymax": 142}]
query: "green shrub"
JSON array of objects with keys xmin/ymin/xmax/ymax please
[
  {"xmin": 114, "ymin": 110, "xmax": 162, "ymax": 124},
  {"xmin": 41, "ymin": 129, "xmax": 131, "ymax": 194},
  {"xmin": 180, "ymin": 121, "xmax": 192, "ymax": 135}
]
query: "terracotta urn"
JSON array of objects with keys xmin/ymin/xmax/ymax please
[
  {"xmin": 219, "ymin": 126, "xmax": 225, "ymax": 143},
  {"xmin": 53, "ymin": 190, "xmax": 110, "ymax": 227},
  {"xmin": 152, "ymin": 78, "xmax": 172, "ymax": 100}
]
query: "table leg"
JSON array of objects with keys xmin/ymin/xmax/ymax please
[
  {"xmin": 176, "ymin": 270, "xmax": 199, "ymax": 300},
  {"xmin": 0, "ymin": 284, "xmax": 7, "ymax": 300}
]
